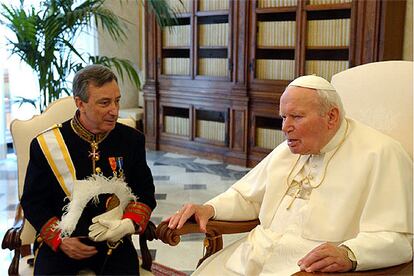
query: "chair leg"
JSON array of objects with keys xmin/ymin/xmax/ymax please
[
  {"xmin": 197, "ymin": 233, "xmax": 223, "ymax": 268},
  {"xmin": 9, "ymin": 247, "xmax": 20, "ymax": 276},
  {"xmin": 139, "ymin": 221, "xmax": 157, "ymax": 271}
]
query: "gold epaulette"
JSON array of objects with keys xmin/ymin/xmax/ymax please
[{"xmin": 35, "ymin": 123, "xmax": 63, "ymax": 138}]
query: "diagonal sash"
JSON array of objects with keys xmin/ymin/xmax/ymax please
[{"xmin": 37, "ymin": 126, "xmax": 76, "ymax": 198}]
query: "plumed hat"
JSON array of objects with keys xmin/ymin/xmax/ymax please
[{"xmin": 288, "ymin": 75, "xmax": 336, "ymax": 91}]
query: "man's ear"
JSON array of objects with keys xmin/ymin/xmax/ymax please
[
  {"xmin": 74, "ymin": 96, "xmax": 84, "ymax": 111},
  {"xmin": 327, "ymin": 107, "xmax": 340, "ymax": 129}
]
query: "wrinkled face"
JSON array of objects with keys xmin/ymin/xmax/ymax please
[
  {"xmin": 76, "ymin": 80, "xmax": 120, "ymax": 134},
  {"xmin": 280, "ymin": 86, "xmax": 336, "ymax": 155}
]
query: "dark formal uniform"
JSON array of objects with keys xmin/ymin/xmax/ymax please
[{"xmin": 21, "ymin": 113, "xmax": 156, "ymax": 275}]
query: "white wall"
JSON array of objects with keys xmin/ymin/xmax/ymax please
[{"xmin": 97, "ymin": 0, "xmax": 145, "ymax": 109}]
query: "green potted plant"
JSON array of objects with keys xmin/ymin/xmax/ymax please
[{"xmin": 0, "ymin": 0, "xmax": 177, "ymax": 111}]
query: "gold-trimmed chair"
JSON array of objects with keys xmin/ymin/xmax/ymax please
[
  {"xmin": 156, "ymin": 61, "xmax": 413, "ymax": 275},
  {"xmin": 1, "ymin": 96, "xmax": 157, "ymax": 275}
]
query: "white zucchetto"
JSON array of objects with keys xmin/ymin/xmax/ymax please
[{"xmin": 288, "ymin": 75, "xmax": 336, "ymax": 91}]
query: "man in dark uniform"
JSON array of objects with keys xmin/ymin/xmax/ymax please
[{"xmin": 21, "ymin": 64, "xmax": 156, "ymax": 275}]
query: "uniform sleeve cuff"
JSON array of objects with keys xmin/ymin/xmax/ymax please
[
  {"xmin": 122, "ymin": 202, "xmax": 152, "ymax": 234},
  {"xmin": 39, "ymin": 217, "xmax": 62, "ymax": 252}
]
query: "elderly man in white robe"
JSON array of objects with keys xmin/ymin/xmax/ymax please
[{"xmin": 166, "ymin": 75, "xmax": 413, "ymax": 275}]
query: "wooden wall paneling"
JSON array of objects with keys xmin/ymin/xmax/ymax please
[
  {"xmin": 351, "ymin": 0, "xmax": 405, "ymax": 65},
  {"xmin": 353, "ymin": 0, "xmax": 381, "ymax": 65},
  {"xmin": 228, "ymin": 0, "xmax": 234, "ymax": 82},
  {"xmin": 348, "ymin": 0, "xmax": 358, "ymax": 67},
  {"xmin": 228, "ymin": 98, "xmax": 249, "ymax": 165},
  {"xmin": 190, "ymin": 1, "xmax": 195, "ymax": 79},
  {"xmin": 193, "ymin": 12, "xmax": 199, "ymax": 79},
  {"xmin": 190, "ymin": 104, "xmax": 195, "ymax": 141},
  {"xmin": 378, "ymin": 0, "xmax": 406, "ymax": 61},
  {"xmin": 297, "ymin": 0, "xmax": 306, "ymax": 76},
  {"xmin": 143, "ymin": 7, "xmax": 158, "ymax": 149},
  {"xmin": 143, "ymin": 95, "xmax": 157, "ymax": 149},
  {"xmin": 144, "ymin": 7, "xmax": 157, "ymax": 81},
  {"xmin": 233, "ymin": 0, "xmax": 249, "ymax": 85},
  {"xmin": 247, "ymin": 0, "xmax": 257, "ymax": 86}
]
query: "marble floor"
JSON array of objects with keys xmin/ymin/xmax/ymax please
[{"xmin": 0, "ymin": 150, "xmax": 250, "ymax": 275}]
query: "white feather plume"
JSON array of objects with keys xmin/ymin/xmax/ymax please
[{"xmin": 58, "ymin": 175, "xmax": 136, "ymax": 238}]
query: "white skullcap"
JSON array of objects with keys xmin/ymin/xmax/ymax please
[{"xmin": 288, "ymin": 75, "xmax": 336, "ymax": 91}]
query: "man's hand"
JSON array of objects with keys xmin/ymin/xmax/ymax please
[
  {"xmin": 59, "ymin": 237, "xmax": 97, "ymax": 260},
  {"xmin": 88, "ymin": 218, "xmax": 135, "ymax": 243},
  {"xmin": 298, "ymin": 242, "xmax": 353, "ymax": 273},
  {"xmin": 165, "ymin": 203, "xmax": 215, "ymax": 233}
]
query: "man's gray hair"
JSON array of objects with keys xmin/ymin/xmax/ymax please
[
  {"xmin": 315, "ymin": 89, "xmax": 345, "ymax": 121},
  {"xmin": 72, "ymin": 64, "xmax": 118, "ymax": 102}
]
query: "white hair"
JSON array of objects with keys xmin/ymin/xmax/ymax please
[{"xmin": 315, "ymin": 89, "xmax": 345, "ymax": 122}]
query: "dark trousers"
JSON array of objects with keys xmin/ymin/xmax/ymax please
[{"xmin": 34, "ymin": 238, "xmax": 140, "ymax": 275}]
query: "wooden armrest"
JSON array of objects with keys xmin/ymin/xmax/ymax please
[
  {"xmin": 2, "ymin": 204, "xmax": 25, "ymax": 252},
  {"xmin": 156, "ymin": 218, "xmax": 260, "ymax": 266},
  {"xmin": 292, "ymin": 261, "xmax": 413, "ymax": 275},
  {"xmin": 156, "ymin": 218, "xmax": 259, "ymax": 246},
  {"xmin": 1, "ymin": 218, "xmax": 23, "ymax": 252},
  {"xmin": 2, "ymin": 204, "xmax": 25, "ymax": 275},
  {"xmin": 157, "ymin": 219, "xmax": 412, "ymax": 274}
]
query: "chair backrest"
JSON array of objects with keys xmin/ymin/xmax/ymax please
[
  {"xmin": 331, "ymin": 61, "xmax": 413, "ymax": 158},
  {"xmin": 117, "ymin": 117, "xmax": 136, "ymax": 128},
  {"xmin": 12, "ymin": 97, "xmax": 78, "ymax": 245}
]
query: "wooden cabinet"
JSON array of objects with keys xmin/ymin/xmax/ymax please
[{"xmin": 143, "ymin": 0, "xmax": 406, "ymax": 167}]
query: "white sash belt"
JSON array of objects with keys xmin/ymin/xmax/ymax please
[{"xmin": 37, "ymin": 126, "xmax": 76, "ymax": 198}]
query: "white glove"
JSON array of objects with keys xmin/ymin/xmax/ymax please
[
  {"xmin": 88, "ymin": 218, "xmax": 135, "ymax": 243},
  {"xmin": 87, "ymin": 206, "xmax": 123, "ymax": 239},
  {"xmin": 92, "ymin": 206, "xmax": 123, "ymax": 223}
]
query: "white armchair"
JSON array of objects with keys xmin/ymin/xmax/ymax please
[
  {"xmin": 1, "ymin": 97, "xmax": 156, "ymax": 275},
  {"xmin": 156, "ymin": 61, "xmax": 413, "ymax": 276}
]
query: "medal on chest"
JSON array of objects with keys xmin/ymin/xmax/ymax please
[{"xmin": 109, "ymin": 156, "xmax": 124, "ymax": 178}]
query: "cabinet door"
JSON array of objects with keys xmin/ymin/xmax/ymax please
[
  {"xmin": 161, "ymin": 105, "xmax": 191, "ymax": 138},
  {"xmin": 195, "ymin": 0, "xmax": 232, "ymax": 81},
  {"xmin": 194, "ymin": 108, "xmax": 228, "ymax": 146},
  {"xmin": 160, "ymin": 0, "xmax": 192, "ymax": 78},
  {"xmin": 301, "ymin": 0, "xmax": 352, "ymax": 81},
  {"xmin": 160, "ymin": 0, "xmax": 233, "ymax": 81},
  {"xmin": 249, "ymin": 0, "xmax": 298, "ymax": 93},
  {"xmin": 249, "ymin": 0, "xmax": 355, "ymax": 90}
]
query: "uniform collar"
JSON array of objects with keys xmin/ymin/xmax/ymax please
[{"xmin": 70, "ymin": 110, "xmax": 110, "ymax": 144}]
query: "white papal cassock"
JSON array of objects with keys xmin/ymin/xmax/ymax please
[{"xmin": 193, "ymin": 118, "xmax": 413, "ymax": 276}]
